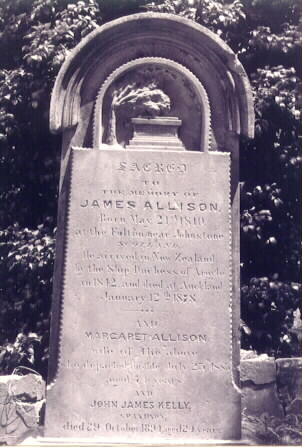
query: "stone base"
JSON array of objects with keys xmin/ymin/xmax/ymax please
[
  {"xmin": 125, "ymin": 145, "xmax": 185, "ymax": 151},
  {"xmin": 241, "ymin": 357, "xmax": 284, "ymax": 419},
  {"xmin": 22, "ymin": 437, "xmax": 251, "ymax": 446},
  {"xmin": 126, "ymin": 117, "xmax": 186, "ymax": 151}
]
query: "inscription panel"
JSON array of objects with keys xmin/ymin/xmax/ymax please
[{"xmin": 45, "ymin": 149, "xmax": 238, "ymax": 441}]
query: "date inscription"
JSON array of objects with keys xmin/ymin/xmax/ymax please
[{"xmin": 52, "ymin": 149, "xmax": 233, "ymax": 441}]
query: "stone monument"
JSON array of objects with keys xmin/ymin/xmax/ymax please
[{"xmin": 45, "ymin": 13, "xmax": 254, "ymax": 443}]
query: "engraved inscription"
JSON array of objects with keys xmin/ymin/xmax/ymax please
[{"xmin": 55, "ymin": 150, "xmax": 232, "ymax": 441}]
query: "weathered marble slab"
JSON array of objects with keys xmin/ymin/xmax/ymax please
[{"xmin": 45, "ymin": 148, "xmax": 239, "ymax": 442}]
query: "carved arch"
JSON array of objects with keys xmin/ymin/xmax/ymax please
[
  {"xmin": 93, "ymin": 57, "xmax": 211, "ymax": 152},
  {"xmin": 49, "ymin": 13, "xmax": 254, "ymax": 150}
]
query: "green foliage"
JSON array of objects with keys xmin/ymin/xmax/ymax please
[
  {"xmin": 0, "ymin": 332, "xmax": 42, "ymax": 375},
  {"xmin": 23, "ymin": 0, "xmax": 101, "ymax": 75},
  {"xmin": 0, "ymin": 0, "xmax": 300, "ymax": 376},
  {"xmin": 0, "ymin": 2, "xmax": 103, "ymax": 233},
  {"xmin": 248, "ymin": 24, "xmax": 300, "ymax": 56},
  {"xmin": 241, "ymin": 276, "xmax": 300, "ymax": 356},
  {"xmin": 97, "ymin": 0, "xmax": 150, "ymax": 22},
  {"xmin": 196, "ymin": 0, "xmax": 246, "ymax": 43},
  {"xmin": 0, "ymin": 223, "xmax": 55, "ymax": 376},
  {"xmin": 240, "ymin": 180, "xmax": 300, "ymax": 282},
  {"xmin": 145, "ymin": 0, "xmax": 246, "ymax": 41},
  {"xmin": 145, "ymin": 0, "xmax": 198, "ymax": 19},
  {"xmin": 252, "ymin": 66, "xmax": 300, "ymax": 126}
]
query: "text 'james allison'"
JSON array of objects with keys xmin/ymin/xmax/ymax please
[{"xmin": 79, "ymin": 199, "xmax": 220, "ymax": 212}]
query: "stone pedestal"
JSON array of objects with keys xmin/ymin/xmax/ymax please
[{"xmin": 127, "ymin": 117, "xmax": 185, "ymax": 150}]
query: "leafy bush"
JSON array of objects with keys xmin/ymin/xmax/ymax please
[
  {"xmin": 0, "ymin": 332, "xmax": 42, "ymax": 375},
  {"xmin": 145, "ymin": 0, "xmax": 246, "ymax": 41},
  {"xmin": 0, "ymin": 223, "xmax": 55, "ymax": 376},
  {"xmin": 241, "ymin": 277, "xmax": 300, "ymax": 357}
]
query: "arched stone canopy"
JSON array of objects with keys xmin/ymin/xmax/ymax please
[
  {"xmin": 50, "ymin": 13, "xmax": 254, "ymax": 151},
  {"xmin": 93, "ymin": 57, "xmax": 211, "ymax": 151}
]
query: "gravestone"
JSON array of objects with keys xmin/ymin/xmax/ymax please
[{"xmin": 45, "ymin": 13, "xmax": 254, "ymax": 444}]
